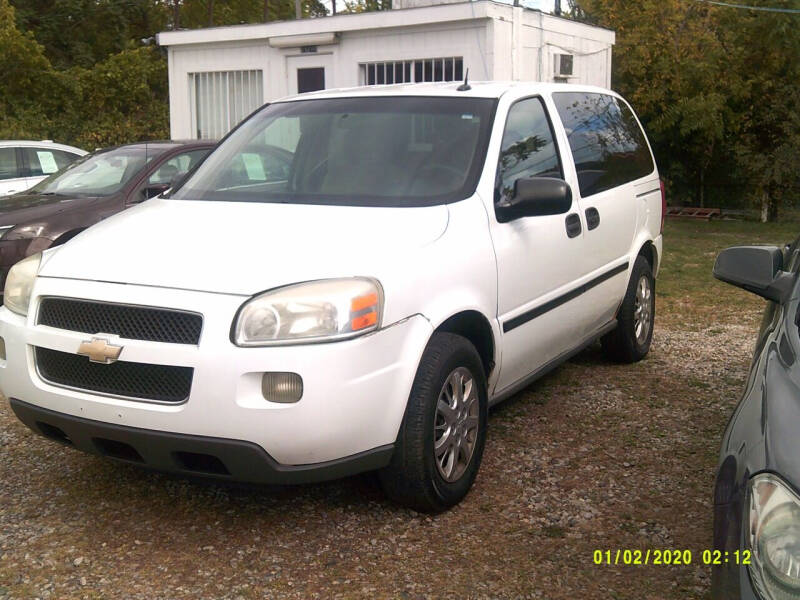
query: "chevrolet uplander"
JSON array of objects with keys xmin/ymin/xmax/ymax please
[{"xmin": 0, "ymin": 82, "xmax": 663, "ymax": 512}]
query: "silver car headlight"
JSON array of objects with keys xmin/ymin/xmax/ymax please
[
  {"xmin": 749, "ymin": 473, "xmax": 800, "ymax": 599},
  {"xmin": 233, "ymin": 278, "xmax": 383, "ymax": 346},
  {"xmin": 4, "ymin": 252, "xmax": 42, "ymax": 316}
]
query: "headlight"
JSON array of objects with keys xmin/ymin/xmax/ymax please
[
  {"xmin": 233, "ymin": 278, "xmax": 383, "ymax": 346},
  {"xmin": 3, "ymin": 252, "xmax": 41, "ymax": 316},
  {"xmin": 749, "ymin": 473, "xmax": 800, "ymax": 599}
]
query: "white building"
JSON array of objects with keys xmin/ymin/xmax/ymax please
[{"xmin": 156, "ymin": 0, "xmax": 615, "ymax": 140}]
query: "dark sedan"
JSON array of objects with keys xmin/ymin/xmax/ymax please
[
  {"xmin": 712, "ymin": 240, "xmax": 800, "ymax": 600},
  {"xmin": 0, "ymin": 140, "xmax": 215, "ymax": 290}
]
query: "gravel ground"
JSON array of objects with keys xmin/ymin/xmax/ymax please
[
  {"xmin": 0, "ymin": 313, "xmax": 755, "ymax": 600},
  {"xmin": 1, "ymin": 217, "xmax": 776, "ymax": 599}
]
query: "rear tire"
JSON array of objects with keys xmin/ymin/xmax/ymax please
[
  {"xmin": 379, "ymin": 333, "xmax": 488, "ymax": 513},
  {"xmin": 602, "ymin": 255, "xmax": 655, "ymax": 363}
]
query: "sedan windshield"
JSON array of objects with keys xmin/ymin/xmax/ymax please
[
  {"xmin": 170, "ymin": 96, "xmax": 497, "ymax": 207},
  {"xmin": 28, "ymin": 145, "xmax": 169, "ymax": 197}
]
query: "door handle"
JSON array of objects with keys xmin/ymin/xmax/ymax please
[
  {"xmin": 565, "ymin": 213, "xmax": 582, "ymax": 238},
  {"xmin": 585, "ymin": 207, "xmax": 600, "ymax": 230}
]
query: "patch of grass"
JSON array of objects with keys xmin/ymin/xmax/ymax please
[{"xmin": 658, "ymin": 217, "xmax": 799, "ymax": 326}]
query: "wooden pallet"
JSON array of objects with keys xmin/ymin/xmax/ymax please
[{"xmin": 665, "ymin": 206, "xmax": 721, "ymax": 220}]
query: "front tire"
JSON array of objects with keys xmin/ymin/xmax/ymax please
[
  {"xmin": 602, "ymin": 255, "xmax": 655, "ymax": 363},
  {"xmin": 379, "ymin": 333, "xmax": 488, "ymax": 513}
]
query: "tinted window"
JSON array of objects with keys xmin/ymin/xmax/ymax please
[
  {"xmin": 553, "ymin": 92, "xmax": 654, "ymax": 197},
  {"xmin": 171, "ymin": 96, "xmax": 497, "ymax": 207},
  {"xmin": 495, "ymin": 97, "xmax": 562, "ymax": 204},
  {"xmin": 23, "ymin": 148, "xmax": 79, "ymax": 176},
  {"xmin": 0, "ymin": 148, "xmax": 19, "ymax": 181}
]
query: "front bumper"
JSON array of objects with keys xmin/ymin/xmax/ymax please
[
  {"xmin": 0, "ymin": 276, "xmax": 433, "ymax": 476},
  {"xmin": 10, "ymin": 397, "xmax": 394, "ymax": 483}
]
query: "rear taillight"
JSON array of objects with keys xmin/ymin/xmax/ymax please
[{"xmin": 659, "ymin": 179, "xmax": 666, "ymax": 234}]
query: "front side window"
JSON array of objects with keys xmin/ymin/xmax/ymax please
[
  {"xmin": 552, "ymin": 92, "xmax": 654, "ymax": 197},
  {"xmin": 148, "ymin": 149, "xmax": 211, "ymax": 185},
  {"xmin": 171, "ymin": 96, "xmax": 497, "ymax": 207},
  {"xmin": 27, "ymin": 146, "xmax": 169, "ymax": 197},
  {"xmin": 495, "ymin": 97, "xmax": 563, "ymax": 204}
]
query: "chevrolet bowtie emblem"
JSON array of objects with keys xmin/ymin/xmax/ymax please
[{"xmin": 77, "ymin": 337, "xmax": 123, "ymax": 364}]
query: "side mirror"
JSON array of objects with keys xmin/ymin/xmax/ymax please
[
  {"xmin": 713, "ymin": 245, "xmax": 795, "ymax": 303},
  {"xmin": 495, "ymin": 177, "xmax": 572, "ymax": 223}
]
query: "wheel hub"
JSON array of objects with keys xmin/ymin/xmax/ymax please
[
  {"xmin": 434, "ymin": 367, "xmax": 480, "ymax": 483},
  {"xmin": 633, "ymin": 274, "xmax": 653, "ymax": 345}
]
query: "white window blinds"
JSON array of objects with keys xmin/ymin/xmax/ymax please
[{"xmin": 189, "ymin": 70, "xmax": 264, "ymax": 140}]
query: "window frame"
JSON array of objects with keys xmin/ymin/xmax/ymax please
[{"xmin": 493, "ymin": 94, "xmax": 567, "ymax": 209}]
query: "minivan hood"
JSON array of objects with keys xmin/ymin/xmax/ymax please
[
  {"xmin": 39, "ymin": 198, "xmax": 450, "ymax": 295},
  {"xmin": 0, "ymin": 192, "xmax": 104, "ymax": 227}
]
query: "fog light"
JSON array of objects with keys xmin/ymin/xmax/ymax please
[
  {"xmin": 0, "ymin": 337, "xmax": 6, "ymax": 360},
  {"xmin": 261, "ymin": 372, "xmax": 303, "ymax": 403}
]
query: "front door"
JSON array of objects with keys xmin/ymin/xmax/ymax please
[
  {"xmin": 287, "ymin": 55, "xmax": 333, "ymax": 96},
  {"xmin": 489, "ymin": 96, "xmax": 591, "ymax": 394}
]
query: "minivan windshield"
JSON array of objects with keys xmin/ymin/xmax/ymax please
[
  {"xmin": 170, "ymin": 96, "xmax": 497, "ymax": 207},
  {"xmin": 27, "ymin": 145, "xmax": 169, "ymax": 197}
]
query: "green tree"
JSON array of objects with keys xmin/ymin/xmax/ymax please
[
  {"xmin": 167, "ymin": 0, "xmax": 327, "ymax": 28},
  {"xmin": 342, "ymin": 0, "xmax": 390, "ymax": 12},
  {"xmin": 0, "ymin": 0, "xmax": 64, "ymax": 139},
  {"xmin": 714, "ymin": 2, "xmax": 800, "ymax": 221},
  {"xmin": 67, "ymin": 46, "xmax": 170, "ymax": 149},
  {"xmin": 569, "ymin": 0, "xmax": 731, "ymax": 208},
  {"xmin": 10, "ymin": 0, "xmax": 168, "ymax": 69},
  {"xmin": 570, "ymin": 0, "xmax": 800, "ymax": 221},
  {"xmin": 0, "ymin": 0, "xmax": 168, "ymax": 149}
]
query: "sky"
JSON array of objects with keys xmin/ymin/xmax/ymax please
[{"xmin": 522, "ymin": 0, "xmax": 557, "ymax": 11}]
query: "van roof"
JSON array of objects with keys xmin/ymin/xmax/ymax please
[{"xmin": 276, "ymin": 81, "xmax": 619, "ymax": 103}]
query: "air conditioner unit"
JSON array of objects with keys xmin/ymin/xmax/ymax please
[{"xmin": 554, "ymin": 54, "xmax": 574, "ymax": 77}]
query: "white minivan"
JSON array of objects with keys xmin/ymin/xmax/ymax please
[{"xmin": 0, "ymin": 83, "xmax": 663, "ymax": 512}]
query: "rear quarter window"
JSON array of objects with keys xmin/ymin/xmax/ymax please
[{"xmin": 552, "ymin": 92, "xmax": 654, "ymax": 198}]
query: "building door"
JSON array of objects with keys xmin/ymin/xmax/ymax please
[{"xmin": 287, "ymin": 55, "xmax": 333, "ymax": 95}]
